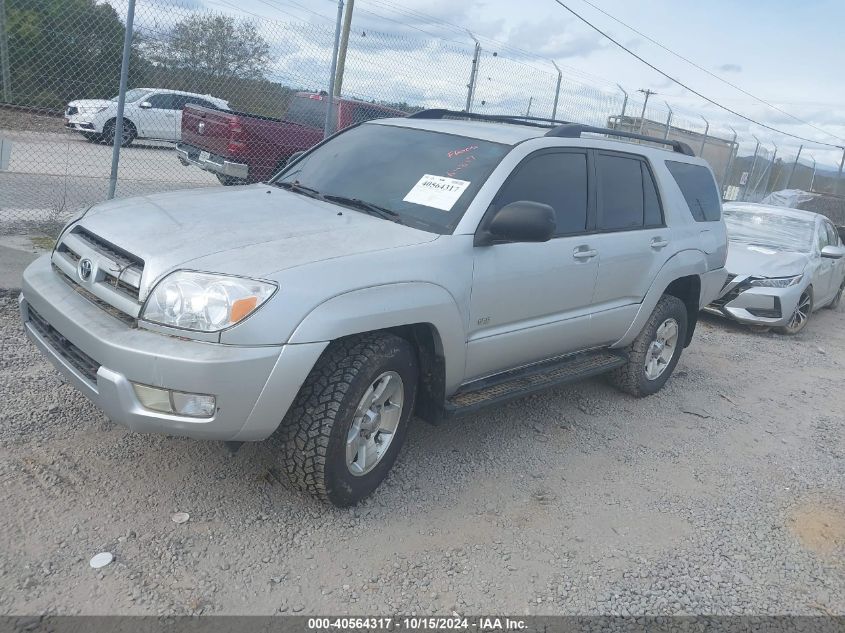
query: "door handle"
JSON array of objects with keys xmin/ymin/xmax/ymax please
[
  {"xmin": 650, "ymin": 237, "xmax": 670, "ymax": 250},
  {"xmin": 573, "ymin": 247, "xmax": 597, "ymax": 260}
]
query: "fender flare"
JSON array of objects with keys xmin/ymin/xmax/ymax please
[
  {"xmin": 288, "ymin": 282, "xmax": 466, "ymax": 392},
  {"xmin": 613, "ymin": 249, "xmax": 708, "ymax": 348}
]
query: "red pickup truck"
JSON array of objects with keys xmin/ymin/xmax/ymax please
[{"xmin": 176, "ymin": 92, "xmax": 406, "ymax": 184}]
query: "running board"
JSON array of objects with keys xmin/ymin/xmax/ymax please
[{"xmin": 444, "ymin": 350, "xmax": 626, "ymax": 418}]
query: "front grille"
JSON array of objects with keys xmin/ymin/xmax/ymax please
[
  {"xmin": 709, "ymin": 274, "xmax": 751, "ymax": 310},
  {"xmin": 72, "ymin": 227, "xmax": 144, "ymax": 301},
  {"xmin": 52, "ymin": 264, "xmax": 137, "ymax": 327},
  {"xmin": 28, "ymin": 306, "xmax": 101, "ymax": 384}
]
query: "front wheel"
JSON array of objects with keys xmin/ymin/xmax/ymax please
[
  {"xmin": 102, "ymin": 118, "xmax": 136, "ymax": 147},
  {"xmin": 609, "ymin": 294, "xmax": 688, "ymax": 397},
  {"xmin": 776, "ymin": 289, "xmax": 812, "ymax": 335},
  {"xmin": 279, "ymin": 333, "xmax": 418, "ymax": 507},
  {"xmin": 827, "ymin": 279, "xmax": 844, "ymax": 310}
]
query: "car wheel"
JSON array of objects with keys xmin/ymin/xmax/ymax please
[
  {"xmin": 102, "ymin": 118, "xmax": 136, "ymax": 147},
  {"xmin": 609, "ymin": 294, "xmax": 687, "ymax": 397},
  {"xmin": 827, "ymin": 279, "xmax": 844, "ymax": 310},
  {"xmin": 279, "ymin": 333, "xmax": 418, "ymax": 507},
  {"xmin": 776, "ymin": 289, "xmax": 812, "ymax": 335}
]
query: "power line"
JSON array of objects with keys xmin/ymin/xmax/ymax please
[
  {"xmin": 550, "ymin": 0, "xmax": 842, "ymax": 148},
  {"xmin": 575, "ymin": 0, "xmax": 845, "ymax": 144}
]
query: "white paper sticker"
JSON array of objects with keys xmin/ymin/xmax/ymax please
[{"xmin": 403, "ymin": 174, "xmax": 471, "ymax": 211}]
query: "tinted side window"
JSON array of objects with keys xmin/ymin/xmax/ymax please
[
  {"xmin": 596, "ymin": 153, "xmax": 644, "ymax": 231},
  {"xmin": 666, "ymin": 161, "xmax": 721, "ymax": 222},
  {"xmin": 642, "ymin": 162, "xmax": 663, "ymax": 227},
  {"xmin": 147, "ymin": 93, "xmax": 178, "ymax": 110},
  {"xmin": 825, "ymin": 222, "xmax": 839, "ymax": 246},
  {"xmin": 185, "ymin": 97, "xmax": 216, "ymax": 110},
  {"xmin": 284, "ymin": 97, "xmax": 327, "ymax": 128},
  {"xmin": 495, "ymin": 152, "xmax": 588, "ymax": 236}
]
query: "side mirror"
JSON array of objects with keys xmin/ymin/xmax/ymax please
[
  {"xmin": 475, "ymin": 201, "xmax": 556, "ymax": 246},
  {"xmin": 139, "ymin": 101, "xmax": 152, "ymax": 109},
  {"xmin": 821, "ymin": 245, "xmax": 845, "ymax": 259}
]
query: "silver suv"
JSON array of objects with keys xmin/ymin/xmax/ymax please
[{"xmin": 20, "ymin": 111, "xmax": 728, "ymax": 506}]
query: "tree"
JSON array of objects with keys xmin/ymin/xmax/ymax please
[
  {"xmin": 6, "ymin": 0, "xmax": 145, "ymax": 108},
  {"xmin": 150, "ymin": 15, "xmax": 270, "ymax": 81}
]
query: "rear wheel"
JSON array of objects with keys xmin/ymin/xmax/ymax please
[
  {"xmin": 776, "ymin": 289, "xmax": 812, "ymax": 335},
  {"xmin": 279, "ymin": 333, "xmax": 418, "ymax": 507},
  {"xmin": 102, "ymin": 118, "xmax": 136, "ymax": 147},
  {"xmin": 609, "ymin": 295, "xmax": 688, "ymax": 397}
]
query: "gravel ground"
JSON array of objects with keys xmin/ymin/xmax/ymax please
[{"xmin": 0, "ymin": 291, "xmax": 843, "ymax": 616}]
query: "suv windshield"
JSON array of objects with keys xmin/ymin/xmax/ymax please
[
  {"xmin": 112, "ymin": 89, "xmax": 150, "ymax": 103},
  {"xmin": 272, "ymin": 123, "xmax": 510, "ymax": 234},
  {"xmin": 724, "ymin": 208, "xmax": 815, "ymax": 252}
]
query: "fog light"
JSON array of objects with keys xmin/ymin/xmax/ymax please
[
  {"xmin": 131, "ymin": 383, "xmax": 216, "ymax": 418},
  {"xmin": 132, "ymin": 383, "xmax": 172, "ymax": 413},
  {"xmin": 171, "ymin": 391, "xmax": 216, "ymax": 418}
]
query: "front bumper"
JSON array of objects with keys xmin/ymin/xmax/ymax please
[
  {"xmin": 20, "ymin": 256, "xmax": 327, "ymax": 441},
  {"xmin": 704, "ymin": 279, "xmax": 803, "ymax": 327},
  {"xmin": 176, "ymin": 143, "xmax": 249, "ymax": 180},
  {"xmin": 65, "ymin": 114, "xmax": 98, "ymax": 133}
]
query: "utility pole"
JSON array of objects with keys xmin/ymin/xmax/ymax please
[
  {"xmin": 0, "ymin": 0, "xmax": 11, "ymax": 103},
  {"xmin": 551, "ymin": 61, "xmax": 562, "ymax": 121},
  {"xmin": 465, "ymin": 33, "xmax": 480, "ymax": 113},
  {"xmin": 333, "ymin": 0, "xmax": 354, "ymax": 96},
  {"xmin": 637, "ymin": 88, "xmax": 656, "ymax": 134},
  {"xmin": 837, "ymin": 147, "xmax": 845, "ymax": 196}
]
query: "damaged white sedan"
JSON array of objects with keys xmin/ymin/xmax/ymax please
[{"xmin": 706, "ymin": 202, "xmax": 845, "ymax": 334}]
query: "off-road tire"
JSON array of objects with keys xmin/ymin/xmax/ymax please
[
  {"xmin": 102, "ymin": 118, "xmax": 136, "ymax": 147},
  {"xmin": 279, "ymin": 333, "xmax": 418, "ymax": 507},
  {"xmin": 609, "ymin": 294, "xmax": 688, "ymax": 397}
]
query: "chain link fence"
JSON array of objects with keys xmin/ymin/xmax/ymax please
[{"xmin": 1, "ymin": 0, "xmax": 843, "ymax": 236}]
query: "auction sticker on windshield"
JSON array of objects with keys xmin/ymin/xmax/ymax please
[{"xmin": 403, "ymin": 174, "xmax": 471, "ymax": 211}]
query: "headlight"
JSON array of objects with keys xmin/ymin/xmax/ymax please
[
  {"xmin": 749, "ymin": 275, "xmax": 802, "ymax": 288},
  {"xmin": 141, "ymin": 271, "xmax": 276, "ymax": 332}
]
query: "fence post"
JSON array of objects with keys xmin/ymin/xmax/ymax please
[
  {"xmin": 698, "ymin": 116, "xmax": 709, "ymax": 157},
  {"xmin": 836, "ymin": 147, "xmax": 844, "ymax": 196},
  {"xmin": 323, "ymin": 0, "xmax": 344, "ymax": 138},
  {"xmin": 721, "ymin": 126, "xmax": 737, "ymax": 198},
  {"xmin": 662, "ymin": 101, "xmax": 672, "ymax": 140},
  {"xmin": 743, "ymin": 135, "xmax": 760, "ymax": 201},
  {"xmin": 333, "ymin": 0, "xmax": 353, "ymax": 96},
  {"xmin": 808, "ymin": 155, "xmax": 816, "ymax": 192},
  {"xmin": 786, "ymin": 144, "xmax": 802, "ymax": 190},
  {"xmin": 551, "ymin": 61, "xmax": 562, "ymax": 121},
  {"xmin": 107, "ymin": 0, "xmax": 137, "ymax": 200},
  {"xmin": 0, "ymin": 0, "xmax": 10, "ymax": 102},
  {"xmin": 614, "ymin": 84, "xmax": 628, "ymax": 130},
  {"xmin": 764, "ymin": 144, "xmax": 778, "ymax": 195},
  {"xmin": 465, "ymin": 34, "xmax": 480, "ymax": 113}
]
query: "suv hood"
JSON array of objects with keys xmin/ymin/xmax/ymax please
[
  {"xmin": 68, "ymin": 99, "xmax": 113, "ymax": 110},
  {"xmin": 726, "ymin": 241, "xmax": 808, "ymax": 278},
  {"xmin": 76, "ymin": 185, "xmax": 438, "ymax": 292}
]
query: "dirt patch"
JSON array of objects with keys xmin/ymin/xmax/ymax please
[{"xmin": 789, "ymin": 501, "xmax": 845, "ymax": 556}]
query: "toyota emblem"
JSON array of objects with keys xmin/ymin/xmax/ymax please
[
  {"xmin": 78, "ymin": 258, "xmax": 93, "ymax": 281},
  {"xmin": 197, "ymin": 121, "xmax": 206, "ymax": 135}
]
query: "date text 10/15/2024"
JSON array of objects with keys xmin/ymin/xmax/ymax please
[{"xmin": 307, "ymin": 617, "xmax": 528, "ymax": 631}]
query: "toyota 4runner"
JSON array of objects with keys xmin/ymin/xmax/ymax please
[{"xmin": 20, "ymin": 111, "xmax": 728, "ymax": 506}]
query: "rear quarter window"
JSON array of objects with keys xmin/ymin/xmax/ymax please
[{"xmin": 665, "ymin": 161, "xmax": 721, "ymax": 222}]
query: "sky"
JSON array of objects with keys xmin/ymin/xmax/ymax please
[{"xmin": 138, "ymin": 0, "xmax": 845, "ymax": 168}]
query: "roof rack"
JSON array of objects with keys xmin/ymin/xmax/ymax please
[
  {"xmin": 544, "ymin": 123, "xmax": 695, "ymax": 156},
  {"xmin": 407, "ymin": 108, "xmax": 696, "ymax": 156},
  {"xmin": 407, "ymin": 109, "xmax": 574, "ymax": 129}
]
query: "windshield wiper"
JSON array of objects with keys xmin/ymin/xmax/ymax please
[
  {"xmin": 273, "ymin": 180, "xmax": 325, "ymax": 200},
  {"xmin": 324, "ymin": 195, "xmax": 403, "ymax": 223}
]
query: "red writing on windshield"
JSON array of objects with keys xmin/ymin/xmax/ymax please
[{"xmin": 448, "ymin": 145, "xmax": 478, "ymax": 158}]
